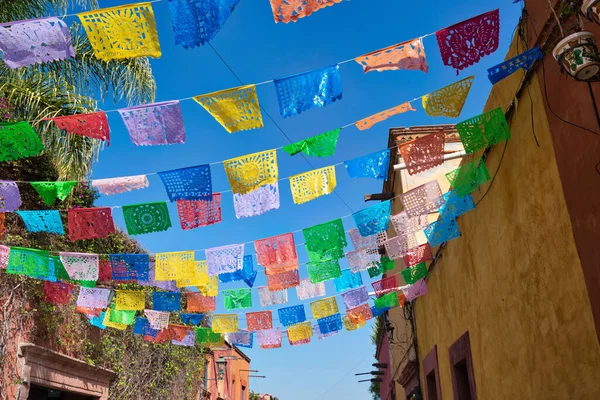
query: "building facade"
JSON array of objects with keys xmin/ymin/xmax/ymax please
[{"xmin": 202, "ymin": 341, "xmax": 251, "ymax": 400}]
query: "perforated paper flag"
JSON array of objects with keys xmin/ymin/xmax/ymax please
[
  {"xmin": 177, "ymin": 194, "xmax": 222, "ymax": 230},
  {"xmin": 145, "ymin": 310, "xmax": 170, "ymax": 330},
  {"xmin": 246, "ymin": 311, "xmax": 273, "ymax": 331},
  {"xmin": 158, "ymin": 165, "xmax": 212, "ymax": 202},
  {"xmin": 224, "ymin": 149, "xmax": 278, "ymax": 195},
  {"xmin": 172, "ymin": 329, "xmax": 196, "ymax": 347},
  {"xmin": 355, "ymin": 38, "xmax": 428, "ymax": 74},
  {"xmin": 399, "ymin": 131, "xmax": 446, "ymax": 175},
  {"xmin": 352, "ymin": 201, "xmax": 391, "ymax": 237},
  {"xmin": 391, "ymin": 211, "xmax": 429, "ymax": 236},
  {"xmin": 296, "ymin": 278, "xmax": 326, "ymax": 300},
  {"xmin": 355, "ymin": 103, "xmax": 416, "ymax": 131},
  {"xmin": 289, "ymin": 166, "xmax": 336, "ymax": 205},
  {"xmin": 0, "ymin": 122, "xmax": 44, "ymax": 163},
  {"xmin": 212, "ymin": 314, "xmax": 238, "ymax": 333},
  {"xmin": 306, "ymin": 259, "xmax": 342, "ymax": 284},
  {"xmin": 440, "ymin": 191, "xmax": 475, "ymax": 219},
  {"xmin": 401, "ymin": 263, "xmax": 429, "ymax": 285},
  {"xmin": 311, "ymin": 296, "xmax": 338, "ymax": 320},
  {"xmin": 403, "ymin": 244, "xmax": 434, "ymax": 267},
  {"xmin": 88, "ymin": 313, "xmax": 107, "ymax": 330},
  {"xmin": 446, "ymin": 159, "xmax": 490, "ymax": 198},
  {"xmin": 116, "ymin": 290, "xmax": 145, "ymax": 310},
  {"xmin": 269, "ymin": 0, "xmax": 341, "ymax": 23},
  {"xmin": 119, "ymin": 101, "xmax": 185, "ymax": 146},
  {"xmin": 349, "ymin": 228, "xmax": 387, "ymax": 251},
  {"xmin": 287, "ymin": 321, "xmax": 312, "ymax": 342},
  {"xmin": 368, "ymin": 256, "xmax": 395, "ymax": 278},
  {"xmin": 257, "ymin": 286, "xmax": 288, "ymax": 307},
  {"xmin": 456, "ymin": 108, "xmax": 510, "ymax": 154},
  {"xmin": 43, "ymin": 281, "xmax": 73, "ymax": 305},
  {"xmin": 343, "ymin": 315, "xmax": 366, "ymax": 331},
  {"xmin": 274, "ymin": 65, "xmax": 342, "ymax": 118},
  {"xmin": 341, "ymin": 286, "xmax": 369, "ymax": 309},
  {"xmin": 278, "ymin": 305, "xmax": 306, "ymax": 327},
  {"xmin": 372, "ymin": 274, "xmax": 398, "ymax": 297},
  {"xmin": 422, "ymin": 76, "xmax": 474, "ymax": 118},
  {"xmin": 334, "ymin": 269, "xmax": 363, "ymax": 293},
  {"xmin": 383, "ymin": 234, "xmax": 418, "ymax": 260},
  {"xmin": 403, "ymin": 279, "xmax": 428, "ymax": 301},
  {"xmin": 31, "ymin": 181, "xmax": 76, "ymax": 207},
  {"xmin": 223, "ymin": 288, "xmax": 252, "ymax": 310},
  {"xmin": 59, "ymin": 252, "xmax": 99, "ymax": 281},
  {"xmin": 109, "ymin": 308, "xmax": 136, "ymax": 326},
  {"xmin": 226, "ymin": 330, "xmax": 253, "ymax": 348},
  {"xmin": 123, "ymin": 202, "xmax": 172, "ymax": 235},
  {"xmin": 436, "ymin": 10, "xmax": 499, "ymax": 74},
  {"xmin": 92, "ymin": 175, "xmax": 149, "ymax": 196},
  {"xmin": 78, "ymin": 3, "xmax": 161, "ymax": 61},
  {"xmin": 180, "ymin": 313, "xmax": 204, "ymax": 325},
  {"xmin": 194, "ymin": 85, "xmax": 263, "ymax": 132},
  {"xmin": 255, "ymin": 232, "xmax": 298, "ymax": 275},
  {"xmin": 155, "ymin": 251, "xmax": 195, "ymax": 281},
  {"xmin": 49, "ymin": 112, "xmax": 110, "ymax": 144},
  {"xmin": 345, "ymin": 149, "xmax": 390, "ymax": 180},
  {"xmin": 168, "ymin": 324, "xmax": 191, "ymax": 342},
  {"xmin": 488, "ymin": 47, "xmax": 542, "ymax": 84},
  {"xmin": 16, "ymin": 210, "xmax": 63, "ymax": 235},
  {"xmin": 400, "ymin": 181, "xmax": 445, "ymax": 217},
  {"xmin": 219, "ymin": 255, "xmax": 257, "ymax": 287},
  {"xmin": 206, "ymin": 243, "xmax": 244, "ymax": 276},
  {"xmin": 317, "ymin": 314, "xmax": 343, "ymax": 335},
  {"xmin": 347, "ymin": 303, "xmax": 373, "ymax": 325},
  {"xmin": 424, "ymin": 217, "xmax": 461, "ymax": 247},
  {"xmin": 233, "ymin": 183, "xmax": 280, "ymax": 219},
  {"xmin": 289, "ymin": 335, "xmax": 311, "ymax": 347},
  {"xmin": 137, "ymin": 262, "xmax": 177, "ymax": 291},
  {"xmin": 76, "ymin": 287, "xmax": 111, "ymax": 309},
  {"xmin": 0, "ymin": 245, "xmax": 9, "ymax": 270},
  {"xmin": 196, "ymin": 327, "xmax": 223, "ymax": 344},
  {"xmin": 283, "ymin": 128, "xmax": 340, "ymax": 157},
  {"xmin": 68, "ymin": 207, "xmax": 115, "ymax": 241},
  {"xmin": 303, "ymin": 219, "xmax": 347, "ymax": 264},
  {"xmin": 186, "ymin": 292, "xmax": 216, "ymax": 312},
  {"xmin": 0, "ymin": 181, "xmax": 21, "ymax": 212},
  {"xmin": 199, "ymin": 272, "xmax": 219, "ymax": 297},
  {"xmin": 267, "ymin": 269, "xmax": 300, "ymax": 291},
  {"xmin": 176, "ymin": 260, "xmax": 210, "ymax": 288},
  {"xmin": 257, "ymin": 328, "xmax": 282, "ymax": 349},
  {"xmin": 110, "ymin": 254, "xmax": 149, "ymax": 282},
  {"xmin": 102, "ymin": 309, "xmax": 127, "ymax": 330},
  {"xmin": 152, "ymin": 292, "xmax": 181, "ymax": 312}
]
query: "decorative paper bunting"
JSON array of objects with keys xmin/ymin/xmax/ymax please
[
  {"xmin": 316, "ymin": 314, "xmax": 343, "ymax": 336},
  {"xmin": 158, "ymin": 165, "xmax": 212, "ymax": 202},
  {"xmin": 246, "ymin": 311, "xmax": 273, "ymax": 331},
  {"xmin": 399, "ymin": 131, "xmax": 446, "ymax": 176},
  {"xmin": 348, "ymin": 229, "xmax": 387, "ymax": 252},
  {"xmin": 456, "ymin": 107, "xmax": 510, "ymax": 154},
  {"xmin": 274, "ymin": 65, "xmax": 343, "ymax": 118},
  {"xmin": 212, "ymin": 314, "xmax": 238, "ymax": 333},
  {"xmin": 289, "ymin": 166, "xmax": 337, "ymax": 205},
  {"xmin": 152, "ymin": 292, "xmax": 181, "ymax": 312},
  {"xmin": 400, "ymin": 181, "xmax": 445, "ymax": 217},
  {"xmin": 172, "ymin": 329, "xmax": 196, "ymax": 347},
  {"xmin": 0, "ymin": 181, "xmax": 21, "ymax": 212},
  {"xmin": 424, "ymin": 217, "xmax": 461, "ymax": 247},
  {"xmin": 196, "ymin": 327, "xmax": 223, "ymax": 344},
  {"xmin": 352, "ymin": 201, "xmax": 391, "ymax": 237},
  {"xmin": 0, "ymin": 213, "xmax": 5, "ymax": 239},
  {"xmin": 78, "ymin": 306, "xmax": 107, "ymax": 317},
  {"xmin": 226, "ymin": 331, "xmax": 253, "ymax": 348},
  {"xmin": 155, "ymin": 251, "xmax": 195, "ymax": 281},
  {"xmin": 116, "ymin": 290, "xmax": 145, "ymax": 311},
  {"xmin": 49, "ymin": 112, "xmax": 110, "ymax": 144},
  {"xmin": 31, "ymin": 181, "xmax": 76, "ymax": 207},
  {"xmin": 108, "ymin": 308, "xmax": 137, "ymax": 326},
  {"xmin": 92, "ymin": 175, "xmax": 149, "ymax": 196},
  {"xmin": 436, "ymin": 10, "xmax": 500, "ymax": 74},
  {"xmin": 186, "ymin": 292, "xmax": 216, "ymax": 312},
  {"xmin": 355, "ymin": 102, "xmax": 416, "ymax": 131},
  {"xmin": 383, "ymin": 234, "xmax": 418, "ymax": 260},
  {"xmin": 343, "ymin": 315, "xmax": 366, "ymax": 331},
  {"xmin": 138, "ymin": 263, "xmax": 178, "ymax": 291},
  {"xmin": 488, "ymin": 47, "xmax": 542, "ymax": 84},
  {"xmin": 0, "ymin": 245, "xmax": 10, "ymax": 269},
  {"xmin": 180, "ymin": 313, "xmax": 204, "ymax": 325},
  {"xmin": 255, "ymin": 233, "xmax": 298, "ymax": 275},
  {"xmin": 43, "ymin": 281, "xmax": 73, "ymax": 305},
  {"xmin": 422, "ymin": 76, "xmax": 474, "ymax": 118},
  {"xmin": 68, "ymin": 207, "xmax": 115, "ymax": 241},
  {"xmin": 109, "ymin": 254, "xmax": 149, "ymax": 281},
  {"xmin": 346, "ymin": 249, "xmax": 380, "ymax": 273},
  {"xmin": 206, "ymin": 243, "xmax": 244, "ymax": 276},
  {"xmin": 199, "ymin": 271, "xmax": 219, "ymax": 297},
  {"xmin": 289, "ymin": 335, "xmax": 311, "ymax": 347},
  {"xmin": 16, "ymin": 210, "xmax": 64, "ymax": 235},
  {"xmin": 401, "ymin": 262, "xmax": 429, "ymax": 285},
  {"xmin": 311, "ymin": 296, "xmax": 338, "ymax": 320},
  {"xmin": 76, "ymin": 288, "xmax": 111, "ymax": 309},
  {"xmin": 233, "ymin": 183, "xmax": 280, "ymax": 219},
  {"xmin": 123, "ymin": 202, "xmax": 172, "ymax": 235},
  {"xmin": 403, "ymin": 244, "xmax": 433, "ymax": 267},
  {"xmin": 102, "ymin": 309, "xmax": 128, "ymax": 330},
  {"xmin": 391, "ymin": 211, "xmax": 429, "ymax": 236},
  {"xmin": 440, "ymin": 191, "xmax": 475, "ymax": 219},
  {"xmin": 223, "ymin": 288, "xmax": 252, "ymax": 310},
  {"xmin": 0, "ymin": 122, "xmax": 44, "ymax": 162},
  {"xmin": 287, "ymin": 321, "xmax": 312, "ymax": 343},
  {"xmin": 169, "ymin": 0, "xmax": 241, "ymax": 48},
  {"xmin": 306, "ymin": 259, "xmax": 341, "ymax": 284},
  {"xmin": 269, "ymin": 0, "xmax": 341, "ymax": 23},
  {"xmin": 371, "ymin": 305, "xmax": 389, "ymax": 318},
  {"xmin": 257, "ymin": 286, "xmax": 288, "ymax": 307},
  {"xmin": 374, "ymin": 291, "xmax": 399, "ymax": 310},
  {"xmin": 88, "ymin": 313, "xmax": 107, "ymax": 330},
  {"xmin": 372, "ymin": 275, "xmax": 399, "ymax": 297},
  {"xmin": 257, "ymin": 328, "xmax": 282, "ymax": 349},
  {"xmin": 223, "ymin": 149, "xmax": 278, "ymax": 195},
  {"xmin": 78, "ymin": 3, "xmax": 161, "ymax": 61},
  {"xmin": 267, "ymin": 269, "xmax": 300, "ymax": 291},
  {"xmin": 219, "ymin": 255, "xmax": 257, "ymax": 287},
  {"xmin": 355, "ymin": 38, "xmax": 428, "ymax": 74},
  {"xmin": 303, "ymin": 218, "xmax": 347, "ymax": 264},
  {"xmin": 8, "ymin": 248, "xmax": 50, "ymax": 277},
  {"xmin": 445, "ymin": 158, "xmax": 490, "ymax": 198},
  {"xmin": 296, "ymin": 278, "xmax": 326, "ymax": 300},
  {"xmin": 341, "ymin": 286, "xmax": 369, "ymax": 309},
  {"xmin": 367, "ymin": 256, "xmax": 395, "ymax": 279},
  {"xmin": 278, "ymin": 305, "xmax": 306, "ymax": 327},
  {"xmin": 119, "ymin": 101, "xmax": 185, "ymax": 146},
  {"xmin": 59, "ymin": 252, "xmax": 99, "ymax": 281},
  {"xmin": 282, "ymin": 128, "xmax": 340, "ymax": 157},
  {"xmin": 334, "ymin": 269, "xmax": 363, "ymax": 292},
  {"xmin": 167, "ymin": 324, "xmax": 191, "ymax": 342},
  {"xmin": 347, "ymin": 303, "xmax": 373, "ymax": 325},
  {"xmin": 176, "ymin": 194, "xmax": 222, "ymax": 230},
  {"xmin": 344, "ymin": 149, "xmax": 390, "ymax": 180},
  {"xmin": 176, "ymin": 260, "xmax": 210, "ymax": 288},
  {"xmin": 194, "ymin": 85, "xmax": 263, "ymax": 133},
  {"xmin": 403, "ymin": 279, "xmax": 428, "ymax": 301}
]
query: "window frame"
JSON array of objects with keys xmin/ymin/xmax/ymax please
[
  {"xmin": 423, "ymin": 345, "xmax": 442, "ymax": 400},
  {"xmin": 448, "ymin": 331, "xmax": 477, "ymax": 400}
]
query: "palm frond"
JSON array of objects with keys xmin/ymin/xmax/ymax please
[{"xmin": 0, "ymin": 0, "xmax": 98, "ymax": 23}]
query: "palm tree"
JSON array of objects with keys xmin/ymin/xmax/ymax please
[{"xmin": 0, "ymin": 0, "xmax": 156, "ymax": 180}]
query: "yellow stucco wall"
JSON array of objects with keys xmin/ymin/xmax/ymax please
[{"xmin": 406, "ymin": 39, "xmax": 600, "ymax": 398}]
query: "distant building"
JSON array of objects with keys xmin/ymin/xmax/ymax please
[{"xmin": 201, "ymin": 341, "xmax": 251, "ymax": 400}]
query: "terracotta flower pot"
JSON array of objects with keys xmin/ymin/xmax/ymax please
[
  {"xmin": 582, "ymin": 0, "xmax": 600, "ymax": 26},
  {"xmin": 552, "ymin": 31, "xmax": 600, "ymax": 81}
]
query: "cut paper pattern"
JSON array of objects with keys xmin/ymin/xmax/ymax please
[
  {"xmin": 246, "ymin": 311, "xmax": 273, "ymax": 331},
  {"xmin": 355, "ymin": 38, "xmax": 428, "ymax": 74},
  {"xmin": 255, "ymin": 233, "xmax": 298, "ymax": 275},
  {"xmin": 59, "ymin": 252, "xmax": 99, "ymax": 281},
  {"xmin": 16, "ymin": 210, "xmax": 64, "ymax": 235},
  {"xmin": 289, "ymin": 335, "xmax": 310, "ymax": 347},
  {"xmin": 233, "ymin": 183, "xmax": 280, "ymax": 219},
  {"xmin": 186, "ymin": 292, "xmax": 216, "ymax": 312},
  {"xmin": 278, "ymin": 305, "xmax": 306, "ymax": 327},
  {"xmin": 109, "ymin": 309, "xmax": 136, "ymax": 326},
  {"xmin": 287, "ymin": 321, "xmax": 312, "ymax": 343},
  {"xmin": 306, "ymin": 259, "xmax": 342, "ymax": 284},
  {"xmin": 0, "ymin": 17, "xmax": 74, "ymax": 69},
  {"xmin": 257, "ymin": 286, "xmax": 288, "ymax": 307},
  {"xmin": 424, "ymin": 217, "xmax": 461, "ymax": 247},
  {"xmin": 172, "ymin": 329, "xmax": 196, "ymax": 347},
  {"xmin": 316, "ymin": 315, "xmax": 342, "ymax": 337},
  {"xmin": 399, "ymin": 131, "xmax": 446, "ymax": 175},
  {"xmin": 367, "ymin": 256, "xmax": 395, "ymax": 279},
  {"xmin": 223, "ymin": 288, "xmax": 252, "ymax": 310},
  {"xmin": 296, "ymin": 278, "xmax": 326, "ymax": 300},
  {"xmin": 436, "ymin": 10, "xmax": 500, "ymax": 74},
  {"xmin": 269, "ymin": 0, "xmax": 342, "ymax": 23},
  {"xmin": 226, "ymin": 331, "xmax": 253, "ymax": 348},
  {"xmin": 257, "ymin": 328, "xmax": 282, "ymax": 349},
  {"xmin": 440, "ymin": 191, "xmax": 475, "ymax": 219},
  {"xmin": 403, "ymin": 244, "xmax": 434, "ymax": 267},
  {"xmin": 488, "ymin": 46, "xmax": 542, "ymax": 84},
  {"xmin": 109, "ymin": 254, "xmax": 149, "ymax": 281},
  {"xmin": 334, "ymin": 269, "xmax": 363, "ymax": 292},
  {"xmin": 289, "ymin": 166, "xmax": 337, "ymax": 205},
  {"xmin": 0, "ymin": 213, "xmax": 5, "ymax": 240},
  {"xmin": 119, "ymin": 101, "xmax": 185, "ymax": 146},
  {"xmin": 352, "ymin": 201, "xmax": 391, "ymax": 237},
  {"xmin": 341, "ymin": 286, "xmax": 369, "ymax": 309},
  {"xmin": 176, "ymin": 260, "xmax": 210, "ymax": 287},
  {"xmin": 78, "ymin": 3, "xmax": 161, "ymax": 61},
  {"xmin": 348, "ymin": 229, "xmax": 387, "ymax": 251},
  {"xmin": 400, "ymin": 181, "xmax": 445, "ymax": 217},
  {"xmin": 116, "ymin": 290, "xmax": 145, "ymax": 311},
  {"xmin": 223, "ymin": 149, "xmax": 278, "ymax": 195},
  {"xmin": 219, "ymin": 255, "xmax": 257, "ymax": 287},
  {"xmin": 155, "ymin": 251, "xmax": 195, "ymax": 281},
  {"xmin": 355, "ymin": 102, "xmax": 416, "ymax": 131},
  {"xmin": 158, "ymin": 165, "xmax": 212, "ymax": 201},
  {"xmin": 311, "ymin": 296, "xmax": 338, "ymax": 320},
  {"xmin": 403, "ymin": 279, "xmax": 428, "ymax": 301},
  {"xmin": 274, "ymin": 65, "xmax": 342, "ymax": 118},
  {"xmin": 123, "ymin": 202, "xmax": 172, "ymax": 235},
  {"xmin": 212, "ymin": 314, "xmax": 238, "ymax": 333},
  {"xmin": 347, "ymin": 303, "xmax": 373, "ymax": 325},
  {"xmin": 371, "ymin": 305, "xmax": 389, "ymax": 318},
  {"xmin": 88, "ymin": 313, "xmax": 107, "ymax": 330},
  {"xmin": 49, "ymin": 112, "xmax": 110, "ymax": 144},
  {"xmin": 422, "ymin": 76, "xmax": 474, "ymax": 118},
  {"xmin": 383, "ymin": 234, "xmax": 418, "ymax": 260},
  {"xmin": 282, "ymin": 128, "xmax": 340, "ymax": 157},
  {"xmin": 372, "ymin": 275, "xmax": 399, "ymax": 297},
  {"xmin": 68, "ymin": 207, "xmax": 115, "ymax": 241},
  {"xmin": 31, "ymin": 181, "xmax": 76, "ymax": 206},
  {"xmin": 176, "ymin": 194, "xmax": 222, "ymax": 230},
  {"xmin": 0, "ymin": 122, "xmax": 44, "ymax": 162},
  {"xmin": 196, "ymin": 327, "xmax": 223, "ymax": 344},
  {"xmin": 194, "ymin": 85, "xmax": 263, "ymax": 133},
  {"xmin": 0, "ymin": 245, "xmax": 10, "ymax": 269},
  {"xmin": 303, "ymin": 218, "xmax": 347, "ymax": 264},
  {"xmin": 199, "ymin": 272, "xmax": 219, "ymax": 297},
  {"xmin": 169, "ymin": 0, "xmax": 241, "ymax": 48},
  {"xmin": 92, "ymin": 175, "xmax": 149, "ymax": 196},
  {"xmin": 138, "ymin": 263, "xmax": 178, "ymax": 291},
  {"xmin": 401, "ymin": 262, "xmax": 428, "ymax": 285},
  {"xmin": 456, "ymin": 107, "xmax": 510, "ymax": 154},
  {"xmin": 76, "ymin": 287, "xmax": 111, "ymax": 309},
  {"xmin": 445, "ymin": 158, "xmax": 490, "ymax": 198},
  {"xmin": 391, "ymin": 211, "xmax": 429, "ymax": 236},
  {"xmin": 180, "ymin": 313, "xmax": 204, "ymax": 325},
  {"xmin": 102, "ymin": 309, "xmax": 127, "ymax": 330},
  {"xmin": 345, "ymin": 149, "xmax": 390, "ymax": 180},
  {"xmin": 342, "ymin": 315, "xmax": 366, "ymax": 331},
  {"xmin": 168, "ymin": 324, "xmax": 191, "ymax": 341},
  {"xmin": 44, "ymin": 281, "xmax": 73, "ymax": 305},
  {"xmin": 267, "ymin": 269, "xmax": 300, "ymax": 291},
  {"xmin": 0, "ymin": 181, "xmax": 21, "ymax": 212},
  {"xmin": 152, "ymin": 292, "xmax": 181, "ymax": 312},
  {"xmin": 206, "ymin": 243, "xmax": 244, "ymax": 276}
]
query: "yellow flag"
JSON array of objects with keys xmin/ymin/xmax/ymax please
[
  {"xmin": 212, "ymin": 314, "xmax": 239, "ymax": 333},
  {"xmin": 342, "ymin": 315, "xmax": 366, "ymax": 331},
  {"xmin": 223, "ymin": 149, "xmax": 278, "ymax": 194},
  {"xmin": 289, "ymin": 166, "xmax": 336, "ymax": 205},
  {"xmin": 115, "ymin": 290, "xmax": 145, "ymax": 311},
  {"xmin": 310, "ymin": 296, "xmax": 339, "ymax": 320},
  {"xmin": 287, "ymin": 321, "xmax": 313, "ymax": 342},
  {"xmin": 422, "ymin": 76, "xmax": 475, "ymax": 118},
  {"xmin": 176, "ymin": 261, "xmax": 210, "ymax": 288},
  {"xmin": 103, "ymin": 309, "xmax": 128, "ymax": 331},
  {"xmin": 155, "ymin": 251, "xmax": 195, "ymax": 281}
]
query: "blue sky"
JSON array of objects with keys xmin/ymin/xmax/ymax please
[{"xmin": 72, "ymin": 0, "xmax": 521, "ymax": 398}]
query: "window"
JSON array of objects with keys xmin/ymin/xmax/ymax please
[
  {"xmin": 423, "ymin": 345, "xmax": 441, "ymax": 400},
  {"xmin": 242, "ymin": 385, "xmax": 246, "ymax": 400},
  {"xmin": 449, "ymin": 331, "xmax": 477, "ymax": 400}
]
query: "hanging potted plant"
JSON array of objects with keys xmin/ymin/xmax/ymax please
[{"xmin": 582, "ymin": 0, "xmax": 600, "ymax": 25}]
